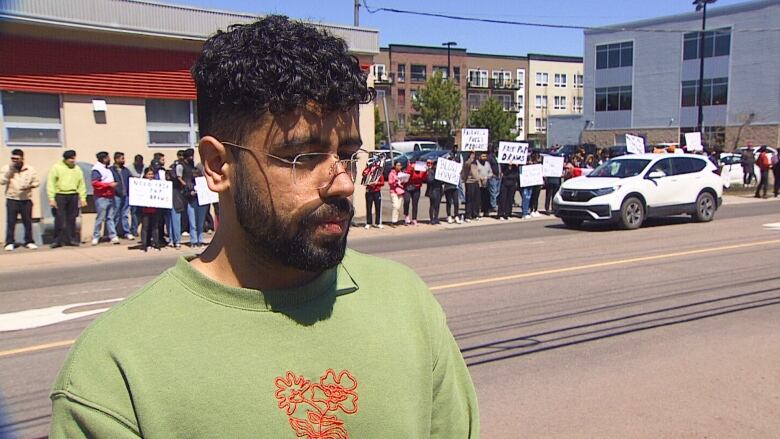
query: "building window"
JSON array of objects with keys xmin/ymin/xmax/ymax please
[
  {"xmin": 376, "ymin": 90, "xmax": 386, "ymax": 99},
  {"xmin": 595, "ymin": 86, "xmax": 632, "ymax": 112},
  {"xmin": 433, "ymin": 65, "xmax": 448, "ymax": 79},
  {"xmin": 554, "ymin": 74, "xmax": 567, "ymax": 87},
  {"xmin": 535, "ymin": 118, "xmax": 547, "ymax": 131},
  {"xmin": 146, "ymin": 99, "xmax": 198, "ymax": 147},
  {"xmin": 495, "ymin": 94, "xmax": 513, "ymax": 111},
  {"xmin": 517, "ymin": 69, "xmax": 525, "ymax": 87},
  {"xmin": 1, "ymin": 91, "xmax": 62, "ymax": 146},
  {"xmin": 516, "ymin": 117, "xmax": 524, "ymax": 131},
  {"xmin": 535, "ymin": 72, "xmax": 548, "ymax": 86},
  {"xmin": 681, "ymin": 78, "xmax": 728, "ymax": 107},
  {"xmin": 410, "ymin": 89, "xmax": 419, "ymax": 103},
  {"xmin": 493, "ymin": 70, "xmax": 512, "ymax": 88},
  {"xmin": 411, "ymin": 64, "xmax": 427, "ymax": 82},
  {"xmin": 516, "ymin": 95, "xmax": 524, "ymax": 109},
  {"xmin": 468, "ymin": 69, "xmax": 488, "ymax": 87},
  {"xmin": 398, "ymin": 113, "xmax": 406, "ymax": 128},
  {"xmin": 573, "ymin": 96, "xmax": 583, "ymax": 112},
  {"xmin": 468, "ymin": 92, "xmax": 488, "ymax": 110},
  {"xmin": 535, "ymin": 95, "xmax": 548, "ymax": 109},
  {"xmin": 372, "ymin": 64, "xmax": 386, "ymax": 81},
  {"xmin": 397, "ymin": 89, "xmax": 406, "ymax": 107},
  {"xmin": 554, "ymin": 96, "xmax": 567, "ymax": 110},
  {"xmin": 397, "ymin": 64, "xmax": 406, "ymax": 82},
  {"xmin": 683, "ymin": 28, "xmax": 731, "ymax": 60},
  {"xmin": 453, "ymin": 67, "xmax": 461, "ymax": 84},
  {"xmin": 574, "ymin": 74, "xmax": 584, "ymax": 88},
  {"xmin": 596, "ymin": 41, "xmax": 633, "ymax": 69}
]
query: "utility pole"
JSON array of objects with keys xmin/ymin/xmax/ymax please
[
  {"xmin": 694, "ymin": 0, "xmax": 717, "ymax": 146},
  {"xmin": 442, "ymin": 41, "xmax": 457, "ymax": 80},
  {"xmin": 354, "ymin": 0, "xmax": 360, "ymax": 26}
]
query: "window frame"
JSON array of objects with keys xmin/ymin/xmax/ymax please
[
  {"xmin": 535, "ymin": 72, "xmax": 549, "ymax": 87},
  {"xmin": 410, "ymin": 64, "xmax": 427, "ymax": 83},
  {"xmin": 146, "ymin": 99, "xmax": 199, "ymax": 148},
  {"xmin": 683, "ymin": 28, "xmax": 731, "ymax": 60},
  {"xmin": 595, "ymin": 86, "xmax": 632, "ymax": 112},
  {"xmin": 397, "ymin": 64, "xmax": 406, "ymax": 82},
  {"xmin": 596, "ymin": 41, "xmax": 633, "ymax": 70},
  {"xmin": 468, "ymin": 69, "xmax": 489, "ymax": 87},
  {"xmin": 1, "ymin": 91, "xmax": 64, "ymax": 147},
  {"xmin": 553, "ymin": 95, "xmax": 567, "ymax": 110},
  {"xmin": 554, "ymin": 73, "xmax": 567, "ymax": 88}
]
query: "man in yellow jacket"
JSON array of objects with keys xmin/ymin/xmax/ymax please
[{"xmin": 47, "ymin": 150, "xmax": 87, "ymax": 248}]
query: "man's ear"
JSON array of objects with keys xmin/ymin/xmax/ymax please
[{"xmin": 198, "ymin": 136, "xmax": 230, "ymax": 193}]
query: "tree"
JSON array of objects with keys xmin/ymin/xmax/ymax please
[
  {"xmin": 411, "ymin": 71, "xmax": 462, "ymax": 143},
  {"xmin": 468, "ymin": 97, "xmax": 515, "ymax": 150},
  {"xmin": 374, "ymin": 106, "xmax": 387, "ymax": 144}
]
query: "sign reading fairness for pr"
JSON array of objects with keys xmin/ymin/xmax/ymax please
[
  {"xmin": 128, "ymin": 177, "xmax": 172, "ymax": 209},
  {"xmin": 519, "ymin": 164, "xmax": 544, "ymax": 187},
  {"xmin": 461, "ymin": 128, "xmax": 489, "ymax": 151},
  {"xmin": 498, "ymin": 141, "xmax": 529, "ymax": 165},
  {"xmin": 435, "ymin": 157, "xmax": 463, "ymax": 186}
]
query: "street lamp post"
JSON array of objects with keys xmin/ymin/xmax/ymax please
[
  {"xmin": 442, "ymin": 41, "xmax": 457, "ymax": 80},
  {"xmin": 694, "ymin": 0, "xmax": 717, "ymax": 147}
]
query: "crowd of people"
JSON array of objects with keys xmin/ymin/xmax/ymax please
[
  {"xmin": 2, "ymin": 148, "xmax": 217, "ymax": 252},
  {"xmin": 740, "ymin": 144, "xmax": 780, "ymax": 198}
]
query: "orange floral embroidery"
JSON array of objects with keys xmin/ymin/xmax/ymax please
[{"xmin": 275, "ymin": 369, "xmax": 358, "ymax": 438}]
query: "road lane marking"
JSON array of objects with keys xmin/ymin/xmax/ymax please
[
  {"xmin": 0, "ymin": 298, "xmax": 124, "ymax": 332},
  {"xmin": 0, "ymin": 339, "xmax": 76, "ymax": 358},
  {"xmin": 763, "ymin": 223, "xmax": 780, "ymax": 230},
  {"xmin": 430, "ymin": 238, "xmax": 780, "ymax": 291},
  {"xmin": 3, "ymin": 238, "xmax": 779, "ymax": 359}
]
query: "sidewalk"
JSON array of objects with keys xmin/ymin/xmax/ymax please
[{"xmin": 0, "ymin": 194, "xmax": 775, "ymax": 273}]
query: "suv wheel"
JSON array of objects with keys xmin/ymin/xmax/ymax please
[
  {"xmin": 619, "ymin": 197, "xmax": 644, "ymax": 230},
  {"xmin": 561, "ymin": 217, "xmax": 584, "ymax": 228},
  {"xmin": 693, "ymin": 192, "xmax": 716, "ymax": 222}
]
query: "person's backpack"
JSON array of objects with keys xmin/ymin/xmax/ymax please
[{"xmin": 757, "ymin": 152, "xmax": 771, "ymax": 170}]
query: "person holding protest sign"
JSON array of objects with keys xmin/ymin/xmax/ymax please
[
  {"xmin": 544, "ymin": 167, "xmax": 563, "ymax": 215},
  {"xmin": 442, "ymin": 148, "xmax": 463, "ymax": 224},
  {"xmin": 463, "ymin": 152, "xmax": 480, "ymax": 222},
  {"xmin": 139, "ymin": 167, "xmax": 162, "ymax": 252},
  {"xmin": 402, "ymin": 161, "xmax": 427, "ymax": 225},
  {"xmin": 497, "ymin": 163, "xmax": 519, "ymax": 220},
  {"xmin": 487, "ymin": 151, "xmax": 500, "ymax": 212},
  {"xmin": 425, "ymin": 159, "xmax": 443, "ymax": 225},
  {"xmin": 388, "ymin": 161, "xmax": 406, "ymax": 225},
  {"xmin": 362, "ymin": 160, "xmax": 384, "ymax": 228},
  {"xmin": 529, "ymin": 152, "xmax": 543, "ymax": 217},
  {"xmin": 476, "ymin": 153, "xmax": 493, "ymax": 218}
]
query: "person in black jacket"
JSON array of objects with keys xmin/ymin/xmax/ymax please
[
  {"xmin": 497, "ymin": 163, "xmax": 519, "ymax": 220},
  {"xmin": 442, "ymin": 148, "xmax": 463, "ymax": 224},
  {"xmin": 425, "ymin": 159, "xmax": 444, "ymax": 225}
]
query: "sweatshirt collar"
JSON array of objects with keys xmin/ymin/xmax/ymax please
[{"xmin": 168, "ymin": 255, "xmax": 359, "ymax": 312}]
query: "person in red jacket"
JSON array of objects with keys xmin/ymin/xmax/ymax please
[
  {"xmin": 403, "ymin": 161, "xmax": 427, "ymax": 225},
  {"xmin": 90, "ymin": 151, "xmax": 119, "ymax": 245},
  {"xmin": 754, "ymin": 146, "xmax": 772, "ymax": 198},
  {"xmin": 362, "ymin": 163, "xmax": 385, "ymax": 229}
]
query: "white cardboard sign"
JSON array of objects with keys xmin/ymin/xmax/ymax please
[
  {"xmin": 542, "ymin": 155, "xmax": 565, "ymax": 177},
  {"xmin": 685, "ymin": 132, "xmax": 703, "ymax": 151},
  {"xmin": 129, "ymin": 177, "xmax": 172, "ymax": 209},
  {"xmin": 195, "ymin": 176, "xmax": 219, "ymax": 206},
  {"xmin": 461, "ymin": 128, "xmax": 489, "ymax": 151},
  {"xmin": 498, "ymin": 141, "xmax": 529, "ymax": 165},
  {"xmin": 519, "ymin": 164, "xmax": 544, "ymax": 187},
  {"xmin": 435, "ymin": 157, "xmax": 463, "ymax": 185},
  {"xmin": 626, "ymin": 134, "xmax": 645, "ymax": 155},
  {"xmin": 414, "ymin": 161, "xmax": 427, "ymax": 172}
]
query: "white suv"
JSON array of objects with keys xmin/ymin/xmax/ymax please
[{"xmin": 552, "ymin": 154, "xmax": 723, "ymax": 230}]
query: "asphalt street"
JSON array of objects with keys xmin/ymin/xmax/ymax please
[{"xmin": 1, "ymin": 200, "xmax": 779, "ymax": 438}]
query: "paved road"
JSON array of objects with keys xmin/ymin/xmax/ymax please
[{"xmin": 1, "ymin": 201, "xmax": 779, "ymax": 438}]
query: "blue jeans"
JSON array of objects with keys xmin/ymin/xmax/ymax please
[
  {"xmin": 169, "ymin": 208, "xmax": 182, "ymax": 246},
  {"xmin": 93, "ymin": 196, "xmax": 117, "ymax": 240},
  {"xmin": 521, "ymin": 187, "xmax": 532, "ymax": 217},
  {"xmin": 488, "ymin": 176, "xmax": 500, "ymax": 210},
  {"xmin": 186, "ymin": 199, "xmax": 206, "ymax": 245},
  {"xmin": 130, "ymin": 206, "xmax": 141, "ymax": 236},
  {"xmin": 113, "ymin": 195, "xmax": 131, "ymax": 236}
]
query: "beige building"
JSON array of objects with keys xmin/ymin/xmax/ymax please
[
  {"xmin": 0, "ymin": 0, "xmax": 379, "ymax": 242},
  {"xmin": 526, "ymin": 54, "xmax": 585, "ymax": 143}
]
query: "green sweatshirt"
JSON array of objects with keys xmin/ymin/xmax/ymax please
[
  {"xmin": 47, "ymin": 161, "xmax": 87, "ymax": 202},
  {"xmin": 50, "ymin": 250, "xmax": 479, "ymax": 438}
]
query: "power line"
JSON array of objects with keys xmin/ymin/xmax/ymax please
[{"xmin": 361, "ymin": 1, "xmax": 780, "ymax": 33}]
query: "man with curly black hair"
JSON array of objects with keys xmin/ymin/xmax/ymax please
[{"xmin": 50, "ymin": 15, "xmax": 478, "ymax": 439}]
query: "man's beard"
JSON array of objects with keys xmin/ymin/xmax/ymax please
[{"xmin": 232, "ymin": 162, "xmax": 354, "ymax": 272}]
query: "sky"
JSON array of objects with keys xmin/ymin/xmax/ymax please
[{"xmin": 164, "ymin": 0, "xmax": 748, "ymax": 56}]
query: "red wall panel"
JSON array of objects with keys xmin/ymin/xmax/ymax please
[{"xmin": 0, "ymin": 36, "xmax": 198, "ymax": 99}]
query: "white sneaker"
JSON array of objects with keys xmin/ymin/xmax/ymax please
[
  {"xmin": 523, "ymin": 215, "xmax": 531, "ymax": 219},
  {"xmin": 4, "ymin": 244, "xmax": 14, "ymax": 251},
  {"xmin": 447, "ymin": 216, "xmax": 454, "ymax": 224},
  {"xmin": 498, "ymin": 217, "xmax": 505, "ymax": 221},
  {"xmin": 364, "ymin": 224, "xmax": 371, "ymax": 229},
  {"xmin": 374, "ymin": 224, "xmax": 384, "ymax": 229},
  {"xmin": 125, "ymin": 234, "xmax": 135, "ymax": 240},
  {"xmin": 532, "ymin": 212, "xmax": 541, "ymax": 217},
  {"xmin": 182, "ymin": 232, "xmax": 190, "ymax": 237},
  {"xmin": 25, "ymin": 243, "xmax": 38, "ymax": 250},
  {"xmin": 506, "ymin": 216, "xmax": 513, "ymax": 221},
  {"xmin": 91, "ymin": 238, "xmax": 99, "ymax": 246},
  {"xmin": 456, "ymin": 216, "xmax": 463, "ymax": 224},
  {"xmin": 110, "ymin": 237, "xmax": 120, "ymax": 245}
]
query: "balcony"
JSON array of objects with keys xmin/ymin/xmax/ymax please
[
  {"xmin": 467, "ymin": 78, "xmax": 524, "ymax": 90},
  {"xmin": 374, "ymin": 72, "xmax": 394, "ymax": 86}
]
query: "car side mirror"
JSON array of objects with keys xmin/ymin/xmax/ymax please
[{"xmin": 647, "ymin": 170, "xmax": 665, "ymax": 179}]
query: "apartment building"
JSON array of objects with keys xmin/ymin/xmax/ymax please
[
  {"xmin": 0, "ymin": 0, "xmax": 379, "ymax": 239},
  {"xmin": 527, "ymin": 54, "xmax": 585, "ymax": 142},
  {"xmin": 581, "ymin": 0, "xmax": 780, "ymax": 150},
  {"xmin": 373, "ymin": 45, "xmax": 582, "ymax": 144}
]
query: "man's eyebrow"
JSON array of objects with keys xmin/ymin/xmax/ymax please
[
  {"xmin": 277, "ymin": 136, "xmax": 363, "ymax": 150},
  {"xmin": 339, "ymin": 136, "xmax": 363, "ymax": 148}
]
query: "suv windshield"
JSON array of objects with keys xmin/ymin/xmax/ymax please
[{"xmin": 589, "ymin": 159, "xmax": 650, "ymax": 178}]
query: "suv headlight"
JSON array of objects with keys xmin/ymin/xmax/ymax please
[{"xmin": 593, "ymin": 187, "xmax": 615, "ymax": 196}]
